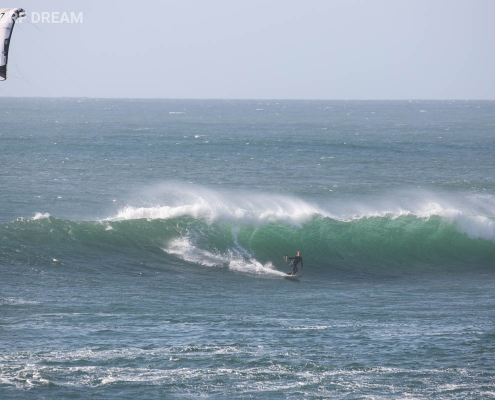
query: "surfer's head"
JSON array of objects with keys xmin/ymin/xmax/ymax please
[{"xmin": 297, "ymin": 251, "xmax": 301, "ymax": 256}]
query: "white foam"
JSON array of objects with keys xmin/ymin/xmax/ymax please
[
  {"xmin": 406, "ymin": 200, "xmax": 495, "ymax": 242},
  {"xmin": 326, "ymin": 191, "xmax": 495, "ymax": 243},
  {"xmin": 164, "ymin": 237, "xmax": 285, "ymax": 277},
  {"xmin": 165, "ymin": 237, "xmax": 226, "ymax": 267},
  {"xmin": 1, "ymin": 297, "xmax": 41, "ymax": 306},
  {"xmin": 441, "ymin": 210, "xmax": 495, "ymax": 242},
  {"xmin": 32, "ymin": 212, "xmax": 51, "ymax": 220},
  {"xmin": 228, "ymin": 257, "xmax": 285, "ymax": 277},
  {"xmin": 108, "ymin": 183, "xmax": 321, "ymax": 227},
  {"xmin": 111, "ymin": 204, "xmax": 209, "ymax": 222}
]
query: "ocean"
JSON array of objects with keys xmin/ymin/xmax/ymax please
[{"xmin": 1, "ymin": 98, "xmax": 495, "ymax": 399}]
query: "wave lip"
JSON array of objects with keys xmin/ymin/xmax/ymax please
[
  {"xmin": 109, "ymin": 194, "xmax": 495, "ymax": 245},
  {"xmin": 108, "ymin": 184, "xmax": 323, "ymax": 227},
  {"xmin": 439, "ymin": 209, "xmax": 495, "ymax": 242}
]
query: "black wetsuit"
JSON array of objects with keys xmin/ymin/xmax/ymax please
[{"xmin": 288, "ymin": 256, "xmax": 303, "ymax": 274}]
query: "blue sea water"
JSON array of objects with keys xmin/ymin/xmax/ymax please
[{"xmin": 1, "ymin": 98, "xmax": 495, "ymax": 399}]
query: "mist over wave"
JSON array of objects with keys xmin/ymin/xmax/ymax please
[{"xmin": 108, "ymin": 182, "xmax": 322, "ymax": 227}]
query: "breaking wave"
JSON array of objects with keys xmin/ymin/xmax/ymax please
[{"xmin": 2, "ymin": 186, "xmax": 494, "ymax": 277}]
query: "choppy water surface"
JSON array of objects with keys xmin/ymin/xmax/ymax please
[{"xmin": 1, "ymin": 99, "xmax": 495, "ymax": 398}]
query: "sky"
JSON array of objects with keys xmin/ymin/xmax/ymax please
[{"xmin": 1, "ymin": 0, "xmax": 494, "ymax": 99}]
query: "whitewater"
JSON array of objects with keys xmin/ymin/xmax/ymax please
[{"xmin": 1, "ymin": 99, "xmax": 494, "ymax": 399}]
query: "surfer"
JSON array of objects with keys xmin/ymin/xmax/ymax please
[{"xmin": 285, "ymin": 251, "xmax": 303, "ymax": 275}]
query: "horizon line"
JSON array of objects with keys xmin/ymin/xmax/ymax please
[{"xmin": 0, "ymin": 96, "xmax": 494, "ymax": 102}]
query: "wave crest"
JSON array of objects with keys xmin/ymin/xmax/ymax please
[{"xmin": 4, "ymin": 186, "xmax": 494, "ymax": 276}]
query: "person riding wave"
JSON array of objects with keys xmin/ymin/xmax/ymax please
[{"xmin": 285, "ymin": 251, "xmax": 303, "ymax": 275}]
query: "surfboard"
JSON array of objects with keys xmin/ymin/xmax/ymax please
[{"xmin": 284, "ymin": 274, "xmax": 302, "ymax": 280}]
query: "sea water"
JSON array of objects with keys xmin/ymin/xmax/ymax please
[{"xmin": 1, "ymin": 99, "xmax": 494, "ymax": 399}]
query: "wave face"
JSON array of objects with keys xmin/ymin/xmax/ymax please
[{"xmin": 3, "ymin": 185, "xmax": 494, "ymax": 278}]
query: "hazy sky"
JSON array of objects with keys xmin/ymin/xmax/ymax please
[{"xmin": 2, "ymin": 0, "xmax": 494, "ymax": 99}]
